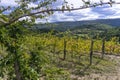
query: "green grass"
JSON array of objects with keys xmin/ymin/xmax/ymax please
[{"xmin": 50, "ymin": 53, "xmax": 117, "ymax": 76}]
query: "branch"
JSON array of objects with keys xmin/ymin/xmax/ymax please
[
  {"xmin": 4, "ymin": 1, "xmax": 120, "ymax": 26},
  {"xmin": 0, "ymin": 6, "xmax": 11, "ymax": 13}
]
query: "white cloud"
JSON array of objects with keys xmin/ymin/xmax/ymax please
[
  {"xmin": 36, "ymin": 8, "xmax": 100, "ymax": 23},
  {"xmin": 35, "ymin": 0, "xmax": 120, "ymax": 23},
  {"xmin": 0, "ymin": 0, "xmax": 17, "ymax": 6},
  {"xmin": 1, "ymin": 0, "xmax": 120, "ymax": 22},
  {"xmin": 28, "ymin": 3, "xmax": 38, "ymax": 8},
  {"xmin": 100, "ymin": 1, "xmax": 120, "ymax": 19},
  {"xmin": 65, "ymin": 0, "xmax": 84, "ymax": 8}
]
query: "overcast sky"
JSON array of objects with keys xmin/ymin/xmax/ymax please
[{"xmin": 0, "ymin": 0, "xmax": 120, "ymax": 23}]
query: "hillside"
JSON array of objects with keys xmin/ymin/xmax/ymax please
[
  {"xmin": 54, "ymin": 18, "xmax": 120, "ymax": 27},
  {"xmin": 33, "ymin": 18, "xmax": 120, "ymax": 42},
  {"xmin": 34, "ymin": 18, "xmax": 120, "ymax": 32}
]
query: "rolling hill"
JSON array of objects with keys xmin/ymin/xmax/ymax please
[{"xmin": 33, "ymin": 18, "xmax": 120, "ymax": 32}]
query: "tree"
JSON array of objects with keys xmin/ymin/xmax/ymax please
[{"xmin": 0, "ymin": 0, "xmax": 120, "ymax": 80}]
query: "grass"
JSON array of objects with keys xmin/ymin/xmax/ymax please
[
  {"xmin": 50, "ymin": 53, "xmax": 117, "ymax": 76},
  {"xmin": 44, "ymin": 51, "xmax": 118, "ymax": 80}
]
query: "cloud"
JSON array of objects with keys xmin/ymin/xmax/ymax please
[
  {"xmin": 28, "ymin": 3, "xmax": 38, "ymax": 8},
  {"xmin": 0, "ymin": 0, "xmax": 17, "ymax": 6},
  {"xmin": 42, "ymin": 0, "xmax": 120, "ymax": 22},
  {"xmin": 36, "ymin": 8, "xmax": 100, "ymax": 23},
  {"xmin": 104, "ymin": 4, "xmax": 120, "ymax": 19},
  {"xmin": 36, "ymin": 0, "xmax": 120, "ymax": 23},
  {"xmin": 1, "ymin": 0, "xmax": 120, "ymax": 23},
  {"xmin": 91, "ymin": 0, "xmax": 120, "ymax": 18}
]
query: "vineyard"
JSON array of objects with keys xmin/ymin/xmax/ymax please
[
  {"xmin": 21, "ymin": 32, "xmax": 120, "ymax": 79},
  {"xmin": 0, "ymin": 24, "xmax": 120, "ymax": 80},
  {"xmin": 24, "ymin": 33, "xmax": 120, "ymax": 56},
  {"xmin": 0, "ymin": 0, "xmax": 120, "ymax": 80}
]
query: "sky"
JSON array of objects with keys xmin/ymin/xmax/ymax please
[{"xmin": 0, "ymin": 0, "xmax": 120, "ymax": 23}]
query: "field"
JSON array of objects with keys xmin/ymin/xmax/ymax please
[{"xmin": 0, "ymin": 23, "xmax": 120, "ymax": 80}]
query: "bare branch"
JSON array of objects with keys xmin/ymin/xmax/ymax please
[
  {"xmin": 0, "ymin": 6, "xmax": 11, "ymax": 13},
  {"xmin": 3, "ymin": 1, "xmax": 120, "ymax": 26}
]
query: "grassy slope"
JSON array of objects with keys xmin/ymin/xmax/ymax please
[{"xmin": 47, "ymin": 52, "xmax": 118, "ymax": 79}]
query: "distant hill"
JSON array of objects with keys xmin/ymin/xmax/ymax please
[
  {"xmin": 54, "ymin": 18, "xmax": 120, "ymax": 27},
  {"xmin": 33, "ymin": 18, "xmax": 120, "ymax": 33},
  {"xmin": 33, "ymin": 18, "xmax": 120, "ymax": 40}
]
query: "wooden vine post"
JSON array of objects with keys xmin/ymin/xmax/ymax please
[
  {"xmin": 90, "ymin": 39, "xmax": 94, "ymax": 65},
  {"xmin": 63, "ymin": 39, "xmax": 67, "ymax": 60},
  {"xmin": 101, "ymin": 38, "xmax": 105, "ymax": 59}
]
